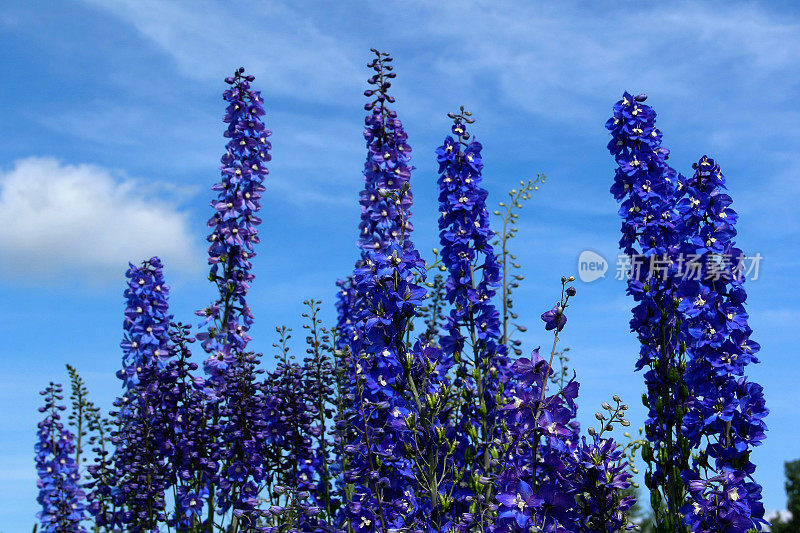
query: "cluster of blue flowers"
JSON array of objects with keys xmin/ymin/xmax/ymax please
[
  {"xmin": 434, "ymin": 112, "xmax": 508, "ymax": 529},
  {"xmin": 336, "ymin": 49, "xmax": 414, "ymax": 357},
  {"xmin": 676, "ymin": 156, "xmax": 768, "ymax": 531},
  {"xmin": 496, "ymin": 283, "xmax": 636, "ymax": 533},
  {"xmin": 32, "ymin": 53, "xmax": 768, "ymax": 533},
  {"xmin": 92, "ymin": 258, "xmax": 173, "ymax": 531},
  {"xmin": 199, "ymin": 66, "xmax": 271, "ymax": 382},
  {"xmin": 35, "ymin": 383, "xmax": 86, "ymax": 532},
  {"xmin": 336, "ymin": 50, "xmax": 448, "ymax": 532},
  {"xmin": 606, "ymin": 92, "xmax": 689, "ymax": 529},
  {"xmin": 607, "ymin": 94, "xmax": 767, "ymax": 532}
]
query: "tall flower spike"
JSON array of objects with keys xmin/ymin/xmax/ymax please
[
  {"xmin": 435, "ymin": 109, "xmax": 508, "ymax": 528},
  {"xmin": 606, "ymin": 92, "xmax": 692, "ymax": 531},
  {"xmin": 199, "ymin": 66, "xmax": 271, "ymax": 383},
  {"xmin": 336, "ymin": 49, "xmax": 414, "ymax": 357},
  {"xmin": 191, "ymin": 68, "xmax": 275, "ymax": 529},
  {"xmin": 101, "ymin": 257, "xmax": 174, "ymax": 530},
  {"xmin": 339, "ymin": 50, "xmax": 457, "ymax": 532},
  {"xmin": 119, "ymin": 257, "xmax": 172, "ymax": 386},
  {"xmin": 35, "ymin": 383, "xmax": 87, "ymax": 533},
  {"xmin": 676, "ymin": 156, "xmax": 767, "ymax": 532}
]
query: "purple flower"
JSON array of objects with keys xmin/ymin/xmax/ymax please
[
  {"xmin": 497, "ymin": 479, "xmax": 540, "ymax": 528},
  {"xmin": 35, "ymin": 383, "xmax": 87, "ymax": 533},
  {"xmin": 541, "ymin": 304, "xmax": 567, "ymax": 332}
]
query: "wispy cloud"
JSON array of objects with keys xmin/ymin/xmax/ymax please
[
  {"xmin": 407, "ymin": 1, "xmax": 800, "ymax": 117},
  {"xmin": 0, "ymin": 157, "xmax": 203, "ymax": 283},
  {"xmin": 79, "ymin": 0, "xmax": 364, "ymax": 102},
  {"xmin": 81, "ymin": 0, "xmax": 800, "ymax": 230}
]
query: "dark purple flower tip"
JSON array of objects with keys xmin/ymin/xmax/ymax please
[{"xmin": 541, "ymin": 305, "xmax": 567, "ymax": 332}]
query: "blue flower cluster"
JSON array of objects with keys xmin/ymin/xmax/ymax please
[
  {"xmin": 434, "ymin": 112, "xmax": 509, "ymax": 528},
  {"xmin": 35, "ymin": 383, "xmax": 86, "ymax": 532},
  {"xmin": 33, "ymin": 51, "xmax": 774, "ymax": 533},
  {"xmin": 260, "ymin": 330, "xmax": 328, "ymax": 530},
  {"xmin": 497, "ymin": 283, "xmax": 635, "ymax": 533},
  {"xmin": 497, "ymin": 346, "xmax": 583, "ymax": 532},
  {"xmin": 676, "ymin": 156, "xmax": 767, "ymax": 531},
  {"xmin": 195, "ymin": 67, "xmax": 279, "ymax": 527},
  {"xmin": 97, "ymin": 258, "xmax": 174, "ymax": 531},
  {"xmin": 607, "ymin": 94, "xmax": 768, "ymax": 531},
  {"xmin": 118, "ymin": 257, "xmax": 172, "ymax": 384},
  {"xmin": 336, "ymin": 51, "xmax": 439, "ymax": 532},
  {"xmin": 336, "ymin": 49, "xmax": 414, "ymax": 359},
  {"xmin": 606, "ymin": 92, "xmax": 691, "ymax": 528},
  {"xmin": 199, "ymin": 66, "xmax": 271, "ymax": 382}
]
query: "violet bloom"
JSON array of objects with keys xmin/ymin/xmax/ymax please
[
  {"xmin": 95, "ymin": 258, "xmax": 174, "ymax": 531},
  {"xmin": 435, "ymin": 112, "xmax": 510, "ymax": 529},
  {"xmin": 541, "ymin": 304, "xmax": 567, "ymax": 332},
  {"xmin": 198, "ymin": 66, "xmax": 271, "ymax": 383},
  {"xmin": 35, "ymin": 383, "xmax": 87, "ymax": 533},
  {"xmin": 606, "ymin": 92, "xmax": 691, "ymax": 527},
  {"xmin": 675, "ymin": 156, "xmax": 767, "ymax": 531}
]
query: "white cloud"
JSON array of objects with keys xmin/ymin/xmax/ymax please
[{"xmin": 0, "ymin": 157, "xmax": 202, "ymax": 283}]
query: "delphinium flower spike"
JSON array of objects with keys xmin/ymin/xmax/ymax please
[
  {"xmin": 338, "ymin": 50, "xmax": 460, "ymax": 532},
  {"xmin": 65, "ymin": 365, "xmax": 90, "ymax": 469},
  {"xmin": 35, "ymin": 382, "xmax": 87, "ymax": 532},
  {"xmin": 194, "ymin": 67, "xmax": 273, "ymax": 527},
  {"xmin": 606, "ymin": 92, "xmax": 692, "ymax": 531},
  {"xmin": 492, "ymin": 175, "xmax": 545, "ymax": 351},
  {"xmin": 434, "ymin": 109, "xmax": 508, "ymax": 530},
  {"xmin": 198, "ymin": 66, "xmax": 271, "ymax": 384},
  {"xmin": 570, "ymin": 397, "xmax": 637, "ymax": 532},
  {"xmin": 336, "ymin": 48, "xmax": 414, "ymax": 358},
  {"xmin": 497, "ymin": 277, "xmax": 583, "ymax": 532},
  {"xmin": 675, "ymin": 156, "xmax": 767, "ymax": 531},
  {"xmin": 83, "ymin": 391, "xmax": 116, "ymax": 529},
  {"xmin": 100, "ymin": 257, "xmax": 174, "ymax": 531},
  {"xmin": 301, "ymin": 299, "xmax": 340, "ymax": 521}
]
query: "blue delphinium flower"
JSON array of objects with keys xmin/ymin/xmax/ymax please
[
  {"xmin": 541, "ymin": 304, "xmax": 567, "ymax": 332},
  {"xmin": 98, "ymin": 257, "xmax": 174, "ymax": 531},
  {"xmin": 35, "ymin": 383, "xmax": 87, "ymax": 532},
  {"xmin": 198, "ymin": 66, "xmax": 271, "ymax": 384},
  {"xmin": 336, "ymin": 48, "xmax": 414, "ymax": 358},
  {"xmin": 160, "ymin": 322, "xmax": 216, "ymax": 529},
  {"xmin": 496, "ymin": 281, "xmax": 577, "ymax": 531},
  {"xmin": 570, "ymin": 434, "xmax": 636, "ymax": 532},
  {"xmin": 193, "ymin": 68, "xmax": 275, "ymax": 527},
  {"xmin": 337, "ymin": 50, "xmax": 461, "ymax": 533},
  {"xmin": 118, "ymin": 257, "xmax": 172, "ymax": 384},
  {"xmin": 434, "ymin": 110, "xmax": 509, "ymax": 530},
  {"xmin": 606, "ymin": 92, "xmax": 691, "ymax": 529},
  {"xmin": 496, "ymin": 345, "xmax": 581, "ymax": 532},
  {"xmin": 261, "ymin": 326, "xmax": 328, "ymax": 530},
  {"xmin": 675, "ymin": 156, "xmax": 767, "ymax": 532},
  {"xmin": 497, "ymin": 280, "xmax": 636, "ymax": 533},
  {"xmin": 346, "ymin": 239, "xmax": 431, "ymax": 530}
]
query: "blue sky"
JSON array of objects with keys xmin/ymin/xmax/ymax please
[{"xmin": 1, "ymin": 0, "xmax": 799, "ymax": 529}]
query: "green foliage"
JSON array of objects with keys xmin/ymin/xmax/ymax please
[{"xmin": 770, "ymin": 459, "xmax": 799, "ymax": 532}]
